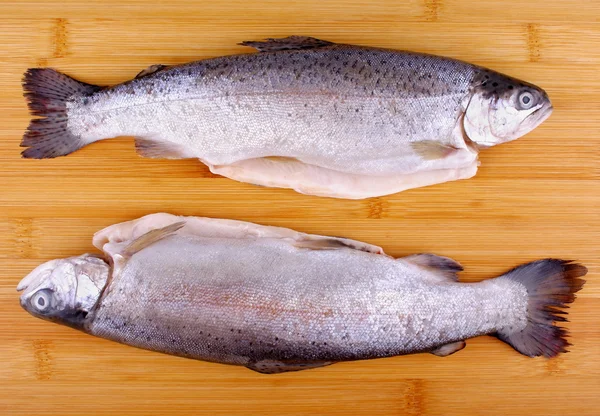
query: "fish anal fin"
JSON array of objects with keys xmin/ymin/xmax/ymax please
[
  {"xmin": 240, "ymin": 36, "xmax": 334, "ymax": 52},
  {"xmin": 411, "ymin": 141, "xmax": 459, "ymax": 161},
  {"xmin": 122, "ymin": 222, "xmax": 185, "ymax": 258},
  {"xmin": 431, "ymin": 341, "xmax": 466, "ymax": 357},
  {"xmin": 403, "ymin": 253, "xmax": 463, "ymax": 282},
  {"xmin": 246, "ymin": 360, "xmax": 334, "ymax": 374},
  {"xmin": 134, "ymin": 138, "xmax": 191, "ymax": 159},
  {"xmin": 135, "ymin": 64, "xmax": 168, "ymax": 79}
]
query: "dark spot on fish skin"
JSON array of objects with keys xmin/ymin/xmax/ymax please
[
  {"xmin": 508, "ymin": 85, "xmax": 514, "ymax": 90},
  {"xmin": 146, "ymin": 336, "xmax": 151, "ymax": 341},
  {"xmin": 492, "ymin": 82, "xmax": 498, "ymax": 87}
]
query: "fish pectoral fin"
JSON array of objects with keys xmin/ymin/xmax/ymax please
[
  {"xmin": 239, "ymin": 36, "xmax": 334, "ymax": 52},
  {"xmin": 430, "ymin": 341, "xmax": 466, "ymax": 357},
  {"xmin": 402, "ymin": 253, "xmax": 463, "ymax": 282},
  {"xmin": 410, "ymin": 141, "xmax": 459, "ymax": 161},
  {"xmin": 122, "ymin": 222, "xmax": 186, "ymax": 258},
  {"xmin": 134, "ymin": 138, "xmax": 192, "ymax": 159},
  {"xmin": 246, "ymin": 360, "xmax": 335, "ymax": 374},
  {"xmin": 135, "ymin": 64, "xmax": 168, "ymax": 79}
]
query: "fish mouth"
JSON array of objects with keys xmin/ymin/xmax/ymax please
[{"xmin": 531, "ymin": 103, "xmax": 553, "ymax": 126}]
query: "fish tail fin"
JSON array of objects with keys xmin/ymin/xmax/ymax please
[
  {"xmin": 496, "ymin": 259, "xmax": 587, "ymax": 357},
  {"xmin": 21, "ymin": 68, "xmax": 102, "ymax": 159}
]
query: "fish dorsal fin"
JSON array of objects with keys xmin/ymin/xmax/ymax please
[
  {"xmin": 239, "ymin": 36, "xmax": 334, "ymax": 52},
  {"xmin": 122, "ymin": 222, "xmax": 185, "ymax": 258},
  {"xmin": 135, "ymin": 64, "xmax": 168, "ymax": 79},
  {"xmin": 403, "ymin": 253, "xmax": 463, "ymax": 282}
]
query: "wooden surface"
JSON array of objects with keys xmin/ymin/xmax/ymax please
[{"xmin": 1, "ymin": 1, "xmax": 599, "ymax": 414}]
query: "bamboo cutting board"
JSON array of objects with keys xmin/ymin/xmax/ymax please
[{"xmin": 1, "ymin": 1, "xmax": 598, "ymax": 415}]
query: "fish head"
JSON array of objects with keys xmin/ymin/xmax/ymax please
[
  {"xmin": 464, "ymin": 72, "xmax": 553, "ymax": 147},
  {"xmin": 17, "ymin": 254, "xmax": 110, "ymax": 329}
]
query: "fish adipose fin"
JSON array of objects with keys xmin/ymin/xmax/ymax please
[
  {"xmin": 431, "ymin": 341, "xmax": 466, "ymax": 357},
  {"xmin": 246, "ymin": 360, "xmax": 334, "ymax": 374},
  {"xmin": 240, "ymin": 36, "xmax": 334, "ymax": 52},
  {"xmin": 122, "ymin": 222, "xmax": 186, "ymax": 258},
  {"xmin": 403, "ymin": 253, "xmax": 463, "ymax": 282},
  {"xmin": 496, "ymin": 259, "xmax": 587, "ymax": 357},
  {"xmin": 410, "ymin": 141, "xmax": 459, "ymax": 161},
  {"xmin": 21, "ymin": 68, "xmax": 102, "ymax": 159}
]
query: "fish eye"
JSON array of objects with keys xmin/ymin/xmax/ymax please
[
  {"xmin": 518, "ymin": 91, "xmax": 535, "ymax": 110},
  {"xmin": 30, "ymin": 289, "xmax": 53, "ymax": 312}
]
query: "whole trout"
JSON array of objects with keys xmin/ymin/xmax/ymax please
[
  {"xmin": 17, "ymin": 214, "xmax": 585, "ymax": 374},
  {"xmin": 21, "ymin": 36, "xmax": 553, "ymax": 199}
]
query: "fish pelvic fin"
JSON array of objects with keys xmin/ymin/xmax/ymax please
[
  {"xmin": 21, "ymin": 68, "xmax": 102, "ymax": 159},
  {"xmin": 495, "ymin": 259, "xmax": 587, "ymax": 358},
  {"xmin": 239, "ymin": 36, "xmax": 334, "ymax": 52}
]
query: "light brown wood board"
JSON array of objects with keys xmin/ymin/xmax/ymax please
[{"xmin": 0, "ymin": 1, "xmax": 598, "ymax": 415}]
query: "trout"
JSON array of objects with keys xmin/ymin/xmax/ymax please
[
  {"xmin": 21, "ymin": 36, "xmax": 553, "ymax": 199},
  {"xmin": 17, "ymin": 214, "xmax": 585, "ymax": 374}
]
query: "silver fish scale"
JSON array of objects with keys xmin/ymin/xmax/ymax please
[
  {"xmin": 88, "ymin": 235, "xmax": 527, "ymax": 365},
  {"xmin": 68, "ymin": 45, "xmax": 478, "ymax": 175}
]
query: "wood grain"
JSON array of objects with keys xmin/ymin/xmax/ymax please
[{"xmin": 1, "ymin": 1, "xmax": 599, "ymax": 414}]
